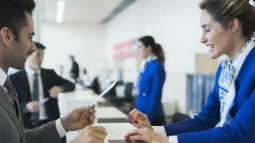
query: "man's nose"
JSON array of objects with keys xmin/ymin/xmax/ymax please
[{"xmin": 31, "ymin": 42, "xmax": 37, "ymax": 52}]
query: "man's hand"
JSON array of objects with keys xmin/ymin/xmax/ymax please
[
  {"xmin": 129, "ymin": 108, "xmax": 152, "ymax": 129},
  {"xmin": 61, "ymin": 105, "xmax": 96, "ymax": 131},
  {"xmin": 26, "ymin": 101, "xmax": 40, "ymax": 113},
  {"xmin": 72, "ymin": 126, "xmax": 107, "ymax": 143},
  {"xmin": 49, "ymin": 86, "xmax": 63, "ymax": 98},
  {"xmin": 125, "ymin": 127, "xmax": 168, "ymax": 143}
]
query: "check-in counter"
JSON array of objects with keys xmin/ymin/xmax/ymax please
[{"xmin": 66, "ymin": 123, "xmax": 136, "ymax": 143}]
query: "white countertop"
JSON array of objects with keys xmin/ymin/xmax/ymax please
[
  {"xmin": 96, "ymin": 107, "xmax": 128, "ymax": 119},
  {"xmin": 58, "ymin": 89, "xmax": 105, "ymax": 117}
]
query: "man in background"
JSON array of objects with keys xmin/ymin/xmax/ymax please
[
  {"xmin": 10, "ymin": 42, "xmax": 75, "ymax": 129},
  {"xmin": 79, "ymin": 68, "xmax": 91, "ymax": 87},
  {"xmin": 69, "ymin": 55, "xmax": 79, "ymax": 83}
]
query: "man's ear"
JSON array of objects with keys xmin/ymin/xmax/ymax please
[
  {"xmin": 229, "ymin": 18, "xmax": 239, "ymax": 33},
  {"xmin": 0, "ymin": 27, "xmax": 15, "ymax": 45}
]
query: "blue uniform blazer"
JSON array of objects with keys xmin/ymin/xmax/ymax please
[
  {"xmin": 164, "ymin": 47, "xmax": 255, "ymax": 142},
  {"xmin": 136, "ymin": 59, "xmax": 166, "ymax": 123}
]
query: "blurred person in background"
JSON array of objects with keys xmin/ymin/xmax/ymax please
[
  {"xmin": 10, "ymin": 42, "xmax": 75, "ymax": 129},
  {"xmin": 79, "ymin": 68, "xmax": 91, "ymax": 88},
  {"xmin": 69, "ymin": 55, "xmax": 79, "ymax": 83},
  {"xmin": 134, "ymin": 35, "xmax": 166, "ymax": 126}
]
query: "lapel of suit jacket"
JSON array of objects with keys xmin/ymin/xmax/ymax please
[
  {"xmin": 22, "ymin": 70, "xmax": 32, "ymax": 100},
  {"xmin": 0, "ymin": 86, "xmax": 25, "ymax": 140}
]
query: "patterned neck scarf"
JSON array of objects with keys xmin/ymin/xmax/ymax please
[
  {"xmin": 134, "ymin": 55, "xmax": 157, "ymax": 88},
  {"xmin": 218, "ymin": 40, "xmax": 252, "ymax": 126}
]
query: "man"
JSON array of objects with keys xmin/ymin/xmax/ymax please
[
  {"xmin": 80, "ymin": 68, "xmax": 91, "ymax": 87},
  {"xmin": 0, "ymin": 0, "xmax": 107, "ymax": 142},
  {"xmin": 10, "ymin": 42, "xmax": 75, "ymax": 129},
  {"xmin": 69, "ymin": 55, "xmax": 79, "ymax": 83}
]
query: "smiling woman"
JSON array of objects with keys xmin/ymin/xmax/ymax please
[
  {"xmin": 125, "ymin": 0, "xmax": 255, "ymax": 142},
  {"xmin": 200, "ymin": 0, "xmax": 255, "ymax": 60}
]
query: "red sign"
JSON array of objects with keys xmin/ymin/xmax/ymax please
[{"xmin": 113, "ymin": 40, "xmax": 139, "ymax": 60}]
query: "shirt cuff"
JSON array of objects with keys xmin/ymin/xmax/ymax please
[
  {"xmin": 152, "ymin": 126, "xmax": 167, "ymax": 136},
  {"xmin": 169, "ymin": 136, "xmax": 178, "ymax": 143},
  {"xmin": 55, "ymin": 119, "xmax": 67, "ymax": 138}
]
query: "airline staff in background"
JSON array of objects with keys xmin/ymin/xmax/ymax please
[{"xmin": 135, "ymin": 36, "xmax": 166, "ymax": 126}]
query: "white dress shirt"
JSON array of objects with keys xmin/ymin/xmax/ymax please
[
  {"xmin": 0, "ymin": 68, "xmax": 66, "ymax": 138},
  {"xmin": 25, "ymin": 66, "xmax": 48, "ymax": 120},
  {"xmin": 81, "ymin": 74, "xmax": 91, "ymax": 87},
  {"xmin": 0, "ymin": 68, "xmax": 7, "ymax": 88},
  {"xmin": 153, "ymin": 126, "xmax": 178, "ymax": 143}
]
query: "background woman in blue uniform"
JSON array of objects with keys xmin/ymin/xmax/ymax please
[
  {"xmin": 134, "ymin": 36, "xmax": 166, "ymax": 126},
  {"xmin": 126, "ymin": 0, "xmax": 255, "ymax": 142}
]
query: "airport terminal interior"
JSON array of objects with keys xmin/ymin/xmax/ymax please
[{"xmin": 2, "ymin": 0, "xmax": 255, "ymax": 142}]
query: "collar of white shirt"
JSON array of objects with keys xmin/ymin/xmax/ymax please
[
  {"xmin": 232, "ymin": 40, "xmax": 255, "ymax": 79},
  {"xmin": 145, "ymin": 54, "xmax": 157, "ymax": 63},
  {"xmin": 25, "ymin": 66, "xmax": 41, "ymax": 76},
  {"xmin": 0, "ymin": 68, "xmax": 7, "ymax": 87}
]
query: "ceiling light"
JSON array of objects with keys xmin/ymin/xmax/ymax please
[
  {"xmin": 56, "ymin": 19, "xmax": 63, "ymax": 23},
  {"xmin": 56, "ymin": 11, "xmax": 64, "ymax": 16},
  {"xmin": 56, "ymin": 6, "xmax": 65, "ymax": 12},
  {"xmin": 57, "ymin": 1, "xmax": 65, "ymax": 7},
  {"xmin": 56, "ymin": 17, "xmax": 63, "ymax": 23},
  {"xmin": 56, "ymin": 0, "xmax": 66, "ymax": 23},
  {"xmin": 56, "ymin": 17, "xmax": 63, "ymax": 21}
]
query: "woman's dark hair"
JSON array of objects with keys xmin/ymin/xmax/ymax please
[
  {"xmin": 200, "ymin": 0, "xmax": 255, "ymax": 39},
  {"xmin": 139, "ymin": 36, "xmax": 165, "ymax": 64},
  {"xmin": 0, "ymin": 0, "xmax": 35, "ymax": 41}
]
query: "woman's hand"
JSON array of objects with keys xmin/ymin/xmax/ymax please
[
  {"xmin": 72, "ymin": 126, "xmax": 107, "ymax": 143},
  {"xmin": 125, "ymin": 127, "xmax": 168, "ymax": 143},
  {"xmin": 129, "ymin": 108, "xmax": 152, "ymax": 129}
]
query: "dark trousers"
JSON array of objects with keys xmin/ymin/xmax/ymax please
[{"xmin": 151, "ymin": 117, "xmax": 166, "ymax": 126}]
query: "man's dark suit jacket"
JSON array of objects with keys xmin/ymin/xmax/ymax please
[
  {"xmin": 70, "ymin": 61, "xmax": 79, "ymax": 79},
  {"xmin": 10, "ymin": 68, "xmax": 75, "ymax": 129}
]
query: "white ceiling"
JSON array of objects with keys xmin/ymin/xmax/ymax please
[{"xmin": 42, "ymin": 0, "xmax": 123, "ymax": 24}]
